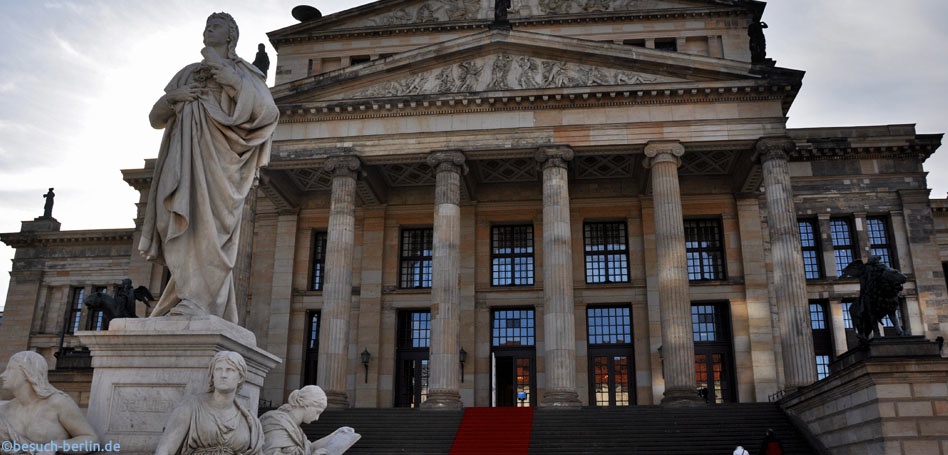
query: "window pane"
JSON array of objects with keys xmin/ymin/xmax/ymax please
[
  {"xmin": 492, "ymin": 309, "xmax": 535, "ymax": 346},
  {"xmin": 799, "ymin": 220, "xmax": 823, "ymax": 279},
  {"xmin": 587, "ymin": 307, "xmax": 631, "ymax": 345},
  {"xmin": 809, "ymin": 303, "xmax": 826, "ymax": 330},
  {"xmin": 692, "ymin": 305, "xmax": 719, "ymax": 342},
  {"xmin": 584, "ymin": 222, "xmax": 630, "ymax": 284},
  {"xmin": 830, "ymin": 219, "xmax": 856, "ymax": 277},
  {"xmin": 491, "ymin": 226, "xmax": 534, "ymax": 286},
  {"xmin": 311, "ymin": 231, "xmax": 328, "ymax": 291},
  {"xmin": 867, "ymin": 217, "xmax": 894, "ymax": 268},
  {"xmin": 815, "ymin": 355, "xmax": 830, "ymax": 380},
  {"xmin": 684, "ymin": 219, "xmax": 725, "ymax": 281},
  {"xmin": 400, "ymin": 229, "xmax": 433, "ymax": 289}
]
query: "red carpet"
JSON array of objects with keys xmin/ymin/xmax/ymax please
[{"xmin": 450, "ymin": 407, "xmax": 534, "ymax": 455}]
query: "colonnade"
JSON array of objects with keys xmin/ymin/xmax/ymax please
[{"xmin": 314, "ymin": 138, "xmax": 816, "ymax": 408}]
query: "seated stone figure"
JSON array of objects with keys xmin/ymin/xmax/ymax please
[
  {"xmin": 260, "ymin": 386, "xmax": 360, "ymax": 455},
  {"xmin": 155, "ymin": 351, "xmax": 264, "ymax": 455},
  {"xmin": 0, "ymin": 351, "xmax": 100, "ymax": 455}
]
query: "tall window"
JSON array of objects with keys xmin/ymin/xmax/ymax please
[
  {"xmin": 867, "ymin": 216, "xmax": 895, "ymax": 268},
  {"xmin": 310, "ymin": 231, "xmax": 328, "ymax": 291},
  {"xmin": 396, "ymin": 310, "xmax": 431, "ymax": 408},
  {"xmin": 583, "ymin": 222, "xmax": 630, "ymax": 284},
  {"xmin": 399, "ymin": 229, "xmax": 433, "ymax": 289},
  {"xmin": 830, "ymin": 218, "xmax": 857, "ymax": 276},
  {"xmin": 799, "ymin": 219, "xmax": 823, "ymax": 280},
  {"xmin": 684, "ymin": 219, "xmax": 725, "ymax": 281},
  {"xmin": 491, "ymin": 225, "xmax": 534, "ymax": 286},
  {"xmin": 491, "ymin": 309, "xmax": 536, "ymax": 407},
  {"xmin": 810, "ymin": 301, "xmax": 833, "ymax": 380},
  {"xmin": 303, "ymin": 311, "xmax": 320, "ymax": 386},
  {"xmin": 692, "ymin": 303, "xmax": 735, "ymax": 403},
  {"xmin": 65, "ymin": 287, "xmax": 84, "ymax": 335},
  {"xmin": 587, "ymin": 306, "xmax": 634, "ymax": 407}
]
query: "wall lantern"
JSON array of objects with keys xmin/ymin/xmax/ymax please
[
  {"xmin": 459, "ymin": 347, "xmax": 468, "ymax": 383},
  {"xmin": 360, "ymin": 348, "xmax": 371, "ymax": 383}
]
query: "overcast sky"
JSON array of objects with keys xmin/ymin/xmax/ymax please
[{"xmin": 1, "ymin": 0, "xmax": 947, "ymax": 309}]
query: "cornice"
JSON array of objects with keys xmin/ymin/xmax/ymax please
[
  {"xmin": 0, "ymin": 229, "xmax": 134, "ymax": 249},
  {"xmin": 277, "ymin": 83, "xmax": 795, "ymax": 122},
  {"xmin": 270, "ymin": 8, "xmax": 748, "ymax": 46},
  {"xmin": 789, "ymin": 141, "xmax": 940, "ymax": 163}
]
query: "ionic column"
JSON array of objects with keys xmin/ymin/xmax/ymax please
[
  {"xmin": 536, "ymin": 146, "xmax": 582, "ymax": 408},
  {"xmin": 755, "ymin": 137, "xmax": 817, "ymax": 390},
  {"xmin": 423, "ymin": 150, "xmax": 466, "ymax": 409},
  {"xmin": 317, "ymin": 156, "xmax": 361, "ymax": 408},
  {"xmin": 644, "ymin": 140, "xmax": 701, "ymax": 406}
]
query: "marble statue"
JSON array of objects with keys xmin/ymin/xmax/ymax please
[
  {"xmin": 155, "ymin": 351, "xmax": 264, "ymax": 455},
  {"xmin": 260, "ymin": 386, "xmax": 360, "ymax": 455},
  {"xmin": 0, "ymin": 351, "xmax": 100, "ymax": 454},
  {"xmin": 140, "ymin": 12, "xmax": 279, "ymax": 324},
  {"xmin": 842, "ymin": 256, "xmax": 907, "ymax": 342}
]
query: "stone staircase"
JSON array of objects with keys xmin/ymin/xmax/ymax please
[{"xmin": 300, "ymin": 403, "xmax": 824, "ymax": 455}]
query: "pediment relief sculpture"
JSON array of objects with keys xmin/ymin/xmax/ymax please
[{"xmin": 346, "ymin": 53, "xmax": 668, "ymax": 99}]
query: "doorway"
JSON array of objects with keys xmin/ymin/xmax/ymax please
[{"xmin": 394, "ymin": 310, "xmax": 430, "ymax": 407}]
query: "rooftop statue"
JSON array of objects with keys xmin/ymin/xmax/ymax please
[
  {"xmin": 155, "ymin": 351, "xmax": 264, "ymax": 455},
  {"xmin": 261, "ymin": 386, "xmax": 360, "ymax": 455},
  {"xmin": 140, "ymin": 12, "xmax": 279, "ymax": 324},
  {"xmin": 0, "ymin": 351, "xmax": 100, "ymax": 454},
  {"xmin": 41, "ymin": 188, "xmax": 55, "ymax": 218},
  {"xmin": 252, "ymin": 44, "xmax": 270, "ymax": 78},
  {"xmin": 841, "ymin": 256, "xmax": 907, "ymax": 343}
]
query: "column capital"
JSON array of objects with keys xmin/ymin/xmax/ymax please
[
  {"xmin": 535, "ymin": 145, "xmax": 574, "ymax": 171},
  {"xmin": 754, "ymin": 136, "xmax": 796, "ymax": 164},
  {"xmin": 323, "ymin": 156, "xmax": 362, "ymax": 178},
  {"xmin": 643, "ymin": 140, "xmax": 685, "ymax": 168},
  {"xmin": 427, "ymin": 150, "xmax": 467, "ymax": 175}
]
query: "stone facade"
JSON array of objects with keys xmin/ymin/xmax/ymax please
[{"xmin": 2, "ymin": 1, "xmax": 947, "ymax": 439}]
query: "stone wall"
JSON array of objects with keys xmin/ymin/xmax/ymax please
[{"xmin": 781, "ymin": 342, "xmax": 948, "ymax": 454}]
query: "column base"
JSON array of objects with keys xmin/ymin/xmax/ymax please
[
  {"xmin": 661, "ymin": 387, "xmax": 705, "ymax": 407},
  {"xmin": 421, "ymin": 390, "xmax": 463, "ymax": 409},
  {"xmin": 539, "ymin": 390, "xmax": 582, "ymax": 408},
  {"xmin": 326, "ymin": 390, "xmax": 351, "ymax": 409}
]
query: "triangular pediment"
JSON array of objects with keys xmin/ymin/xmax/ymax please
[
  {"xmin": 272, "ymin": 30, "xmax": 763, "ymax": 105},
  {"xmin": 270, "ymin": 0, "xmax": 758, "ymax": 38}
]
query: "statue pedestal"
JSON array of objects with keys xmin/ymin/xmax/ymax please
[
  {"xmin": 77, "ymin": 315, "xmax": 282, "ymax": 455},
  {"xmin": 829, "ymin": 335, "xmax": 941, "ymax": 374}
]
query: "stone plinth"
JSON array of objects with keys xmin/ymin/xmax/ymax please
[
  {"xmin": 77, "ymin": 316, "xmax": 282, "ymax": 455},
  {"xmin": 781, "ymin": 338, "xmax": 948, "ymax": 455},
  {"xmin": 830, "ymin": 336, "xmax": 943, "ymax": 374}
]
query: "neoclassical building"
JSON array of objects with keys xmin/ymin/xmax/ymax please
[{"xmin": 2, "ymin": 0, "xmax": 946, "ymax": 413}]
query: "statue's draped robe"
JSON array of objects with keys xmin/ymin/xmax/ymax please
[
  {"xmin": 172, "ymin": 398, "xmax": 264, "ymax": 455},
  {"xmin": 260, "ymin": 409, "xmax": 307, "ymax": 455},
  {"xmin": 140, "ymin": 58, "xmax": 279, "ymax": 323}
]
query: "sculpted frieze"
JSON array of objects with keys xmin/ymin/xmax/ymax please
[{"xmin": 349, "ymin": 54, "xmax": 663, "ymax": 98}]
